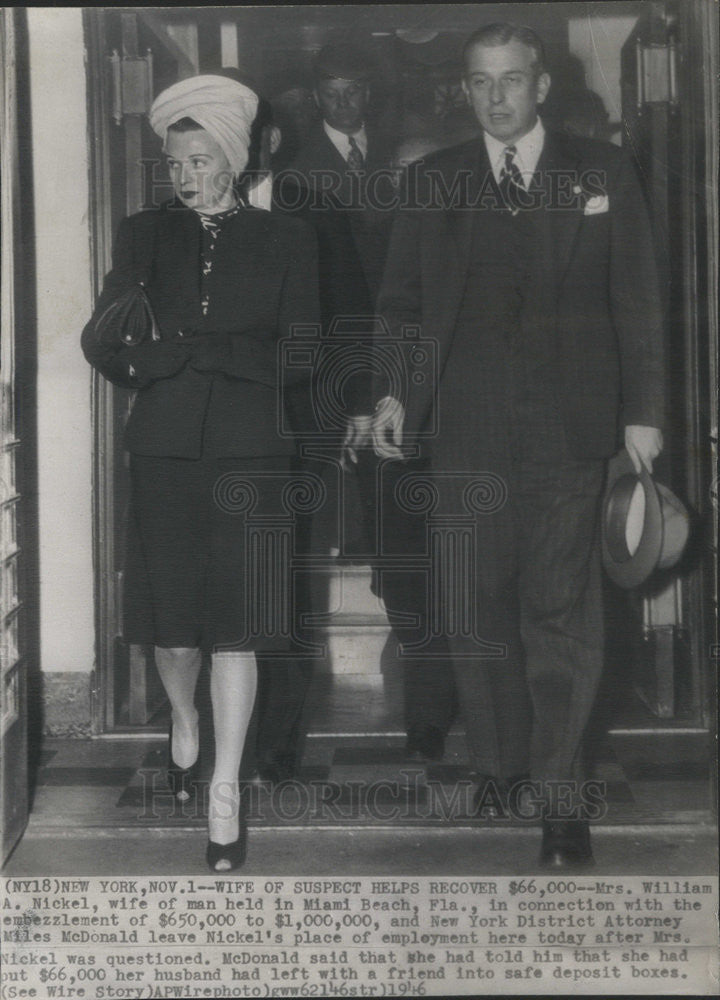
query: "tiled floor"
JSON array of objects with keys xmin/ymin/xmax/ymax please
[
  {"xmin": 5, "ymin": 673, "xmax": 716, "ymax": 876},
  {"xmin": 26, "ymin": 731, "xmax": 712, "ymax": 831},
  {"xmin": 23, "ymin": 673, "xmax": 714, "ymax": 831}
]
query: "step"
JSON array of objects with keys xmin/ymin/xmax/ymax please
[
  {"xmin": 327, "ymin": 562, "xmax": 386, "ymax": 618},
  {"xmin": 316, "ymin": 622, "xmax": 392, "ymax": 675},
  {"xmin": 311, "ymin": 563, "xmax": 391, "ymax": 674}
]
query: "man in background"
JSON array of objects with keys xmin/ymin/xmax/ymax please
[
  {"xmin": 282, "ymin": 44, "xmax": 456, "ymax": 763},
  {"xmin": 289, "ymin": 41, "xmax": 393, "ymax": 318}
]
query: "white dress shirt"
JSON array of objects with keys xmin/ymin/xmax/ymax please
[
  {"xmin": 323, "ymin": 120, "xmax": 368, "ymax": 163},
  {"xmin": 483, "ymin": 117, "xmax": 545, "ymax": 189}
]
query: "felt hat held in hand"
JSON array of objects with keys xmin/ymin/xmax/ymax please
[{"xmin": 601, "ymin": 449, "xmax": 689, "ymax": 588}]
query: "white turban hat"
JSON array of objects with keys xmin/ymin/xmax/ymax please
[{"xmin": 149, "ymin": 75, "xmax": 259, "ymax": 178}]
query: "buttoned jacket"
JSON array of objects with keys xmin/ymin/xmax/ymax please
[
  {"xmin": 82, "ymin": 201, "xmax": 320, "ymax": 458},
  {"xmin": 376, "ymin": 130, "xmax": 664, "ymax": 460}
]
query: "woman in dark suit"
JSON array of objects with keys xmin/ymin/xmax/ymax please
[{"xmin": 82, "ymin": 75, "xmax": 319, "ymax": 871}]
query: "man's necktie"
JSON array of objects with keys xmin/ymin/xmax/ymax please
[
  {"xmin": 347, "ymin": 135, "xmax": 365, "ymax": 170},
  {"xmin": 498, "ymin": 145, "xmax": 525, "ymax": 213}
]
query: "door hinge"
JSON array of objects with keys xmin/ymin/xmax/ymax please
[
  {"xmin": 109, "ymin": 49, "xmax": 154, "ymax": 125},
  {"xmin": 636, "ymin": 38, "xmax": 678, "ymax": 111}
]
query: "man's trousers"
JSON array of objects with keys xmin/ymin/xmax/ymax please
[{"xmin": 447, "ymin": 457, "xmax": 605, "ymax": 785}]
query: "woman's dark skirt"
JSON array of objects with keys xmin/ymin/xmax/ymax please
[{"xmin": 123, "ymin": 453, "xmax": 297, "ymax": 653}]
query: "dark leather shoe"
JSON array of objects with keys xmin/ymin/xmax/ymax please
[
  {"xmin": 207, "ymin": 790, "xmax": 248, "ymax": 872},
  {"xmin": 405, "ymin": 725, "xmax": 445, "ymax": 762},
  {"xmin": 473, "ymin": 775, "xmax": 508, "ymax": 818},
  {"xmin": 473, "ymin": 773, "xmax": 530, "ymax": 818},
  {"xmin": 249, "ymin": 754, "xmax": 296, "ymax": 786},
  {"xmin": 540, "ymin": 819, "xmax": 594, "ymax": 869},
  {"xmin": 207, "ymin": 818, "xmax": 247, "ymax": 873}
]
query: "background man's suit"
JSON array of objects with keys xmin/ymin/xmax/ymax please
[
  {"xmin": 280, "ymin": 122, "xmax": 455, "ymax": 752},
  {"xmin": 377, "ymin": 130, "xmax": 664, "ymax": 785},
  {"xmin": 249, "ymin": 125, "xmax": 394, "ymax": 780},
  {"xmin": 290, "ymin": 123, "xmax": 394, "ymax": 320}
]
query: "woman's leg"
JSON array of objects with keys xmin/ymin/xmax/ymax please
[
  {"xmin": 208, "ymin": 651, "xmax": 257, "ymax": 855},
  {"xmin": 155, "ymin": 647, "xmax": 201, "ymax": 769}
]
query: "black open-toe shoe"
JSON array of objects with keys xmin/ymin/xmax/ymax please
[
  {"xmin": 206, "ymin": 818, "xmax": 247, "ymax": 872},
  {"xmin": 167, "ymin": 722, "xmax": 199, "ymax": 802}
]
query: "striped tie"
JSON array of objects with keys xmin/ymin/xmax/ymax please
[
  {"xmin": 498, "ymin": 145, "xmax": 525, "ymax": 213},
  {"xmin": 347, "ymin": 135, "xmax": 364, "ymax": 170}
]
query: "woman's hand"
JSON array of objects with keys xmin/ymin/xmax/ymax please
[
  {"xmin": 125, "ymin": 340, "xmax": 192, "ymax": 387},
  {"xmin": 187, "ymin": 333, "xmax": 232, "ymax": 373}
]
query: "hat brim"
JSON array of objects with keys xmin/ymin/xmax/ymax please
[{"xmin": 601, "ymin": 450, "xmax": 663, "ymax": 588}]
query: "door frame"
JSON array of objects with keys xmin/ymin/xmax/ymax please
[
  {"xmin": 85, "ymin": 8, "xmax": 119, "ymax": 733},
  {"xmin": 83, "ymin": 2, "xmax": 718, "ymax": 736},
  {"xmin": 677, "ymin": 0, "xmax": 718, "ymax": 732},
  {"xmin": 85, "ymin": 8, "xmax": 194, "ymax": 732},
  {"xmin": 1, "ymin": 6, "xmax": 37, "ymax": 861}
]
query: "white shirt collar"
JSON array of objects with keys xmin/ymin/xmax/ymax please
[
  {"xmin": 245, "ymin": 172, "xmax": 273, "ymax": 212},
  {"xmin": 483, "ymin": 117, "xmax": 545, "ymax": 188},
  {"xmin": 323, "ymin": 120, "xmax": 368, "ymax": 162}
]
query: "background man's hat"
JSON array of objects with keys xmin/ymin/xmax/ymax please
[
  {"xmin": 602, "ymin": 449, "xmax": 690, "ymax": 588},
  {"xmin": 314, "ymin": 42, "xmax": 371, "ymax": 81}
]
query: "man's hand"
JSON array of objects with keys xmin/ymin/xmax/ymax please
[
  {"xmin": 371, "ymin": 396, "xmax": 405, "ymax": 460},
  {"xmin": 342, "ymin": 415, "xmax": 373, "ymax": 468},
  {"xmin": 625, "ymin": 424, "xmax": 663, "ymax": 473}
]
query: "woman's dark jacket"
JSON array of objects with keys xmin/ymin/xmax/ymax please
[{"xmin": 82, "ymin": 201, "xmax": 320, "ymax": 458}]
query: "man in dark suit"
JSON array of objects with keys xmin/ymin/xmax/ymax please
[
  {"xmin": 283, "ymin": 42, "xmax": 392, "ymax": 566},
  {"xmin": 371, "ymin": 22, "xmax": 664, "ymax": 866},
  {"xmin": 289, "ymin": 41, "xmax": 393, "ymax": 317},
  {"xmin": 234, "ymin": 64, "xmax": 391, "ymax": 781},
  {"xmin": 274, "ymin": 42, "xmax": 456, "ymax": 765}
]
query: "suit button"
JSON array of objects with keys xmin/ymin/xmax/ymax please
[{"xmin": 177, "ymin": 329, "xmax": 184, "ymax": 337}]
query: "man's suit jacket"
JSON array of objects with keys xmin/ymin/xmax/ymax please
[
  {"xmin": 290, "ymin": 122, "xmax": 393, "ymax": 193},
  {"xmin": 376, "ymin": 130, "xmax": 664, "ymax": 461},
  {"xmin": 275, "ymin": 124, "xmax": 395, "ymax": 426},
  {"xmin": 82, "ymin": 201, "xmax": 319, "ymax": 459},
  {"xmin": 287, "ymin": 123, "xmax": 395, "ymax": 318}
]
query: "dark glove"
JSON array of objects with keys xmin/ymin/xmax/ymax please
[
  {"xmin": 187, "ymin": 333, "xmax": 232, "ymax": 373},
  {"xmin": 125, "ymin": 340, "xmax": 192, "ymax": 388}
]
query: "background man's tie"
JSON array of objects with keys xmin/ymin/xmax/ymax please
[
  {"xmin": 347, "ymin": 135, "xmax": 365, "ymax": 170},
  {"xmin": 498, "ymin": 144, "xmax": 524, "ymax": 213}
]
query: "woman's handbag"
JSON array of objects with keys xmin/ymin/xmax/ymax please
[
  {"xmin": 93, "ymin": 213, "xmax": 161, "ymax": 349},
  {"xmin": 93, "ymin": 281, "xmax": 161, "ymax": 348}
]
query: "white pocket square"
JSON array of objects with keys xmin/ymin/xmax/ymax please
[{"xmin": 584, "ymin": 194, "xmax": 609, "ymax": 215}]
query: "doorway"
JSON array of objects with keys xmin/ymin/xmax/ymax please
[{"xmin": 83, "ymin": 2, "xmax": 716, "ymax": 799}]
